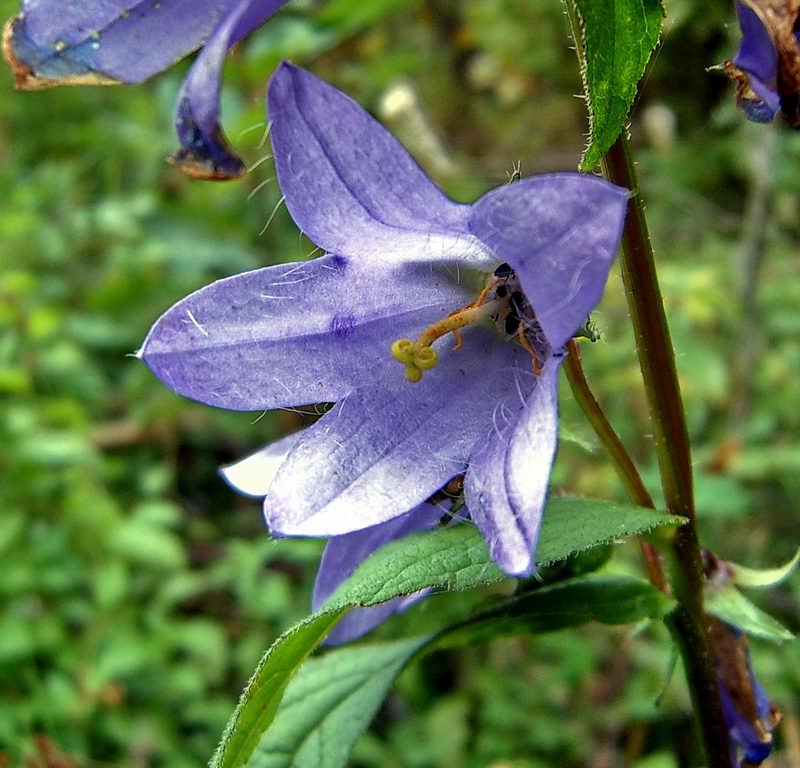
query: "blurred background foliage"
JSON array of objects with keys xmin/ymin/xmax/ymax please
[{"xmin": 0, "ymin": 0, "xmax": 798, "ymax": 765}]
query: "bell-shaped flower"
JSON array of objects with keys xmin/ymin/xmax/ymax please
[
  {"xmin": 723, "ymin": 0, "xmax": 800, "ymax": 124},
  {"xmin": 139, "ymin": 62, "xmax": 629, "ymax": 580},
  {"xmin": 3, "ymin": 0, "xmax": 290, "ymax": 179}
]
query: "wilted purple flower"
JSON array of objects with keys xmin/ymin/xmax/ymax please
[
  {"xmin": 3, "ymin": 0, "xmax": 290, "ymax": 179},
  {"xmin": 708, "ymin": 618, "xmax": 781, "ymax": 766},
  {"xmin": 139, "ymin": 63, "xmax": 628, "ymax": 582},
  {"xmin": 724, "ymin": 0, "xmax": 800, "ymax": 125}
]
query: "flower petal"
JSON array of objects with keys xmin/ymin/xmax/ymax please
[
  {"xmin": 267, "ymin": 62, "xmax": 493, "ymax": 268},
  {"xmin": 469, "ymin": 174, "xmax": 628, "ymax": 350},
  {"xmin": 4, "ymin": 1, "xmax": 240, "ymax": 88},
  {"xmin": 313, "ymin": 504, "xmax": 444, "ymax": 645},
  {"xmin": 729, "ymin": 1, "xmax": 781, "ymax": 122},
  {"xmin": 171, "ymin": 0, "xmax": 289, "ymax": 180},
  {"xmin": 139, "ymin": 254, "xmax": 471, "ymax": 411},
  {"xmin": 265, "ymin": 331, "xmax": 531, "ymax": 536},
  {"xmin": 464, "ymin": 355, "xmax": 562, "ymax": 576},
  {"xmin": 220, "ymin": 430, "xmax": 303, "ymax": 497}
]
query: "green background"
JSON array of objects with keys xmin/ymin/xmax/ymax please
[{"xmin": 1, "ymin": 0, "xmax": 798, "ymax": 765}]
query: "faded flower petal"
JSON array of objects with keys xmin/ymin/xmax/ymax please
[
  {"xmin": 724, "ymin": 0, "xmax": 800, "ymax": 124},
  {"xmin": 220, "ymin": 430, "xmax": 303, "ymax": 497},
  {"xmin": 171, "ymin": 0, "xmax": 288, "ymax": 180},
  {"xmin": 140, "ymin": 254, "xmax": 472, "ymax": 411},
  {"xmin": 469, "ymin": 175, "xmax": 629, "ymax": 351},
  {"xmin": 313, "ymin": 504, "xmax": 445, "ymax": 645},
  {"xmin": 266, "ymin": 334, "xmax": 532, "ymax": 536},
  {"xmin": 3, "ymin": 0, "xmax": 289, "ymax": 177},
  {"xmin": 465, "ymin": 356, "xmax": 561, "ymax": 576},
  {"xmin": 709, "ymin": 618, "xmax": 781, "ymax": 766}
]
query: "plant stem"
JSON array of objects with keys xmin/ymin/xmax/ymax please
[
  {"xmin": 603, "ymin": 135, "xmax": 732, "ymax": 768},
  {"xmin": 563, "ymin": 340, "xmax": 667, "ymax": 593},
  {"xmin": 561, "ymin": 4, "xmax": 733, "ymax": 764}
]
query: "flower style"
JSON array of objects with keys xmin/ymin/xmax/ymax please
[
  {"xmin": 3, "ymin": 0, "xmax": 290, "ymax": 179},
  {"xmin": 724, "ymin": 0, "xmax": 800, "ymax": 125},
  {"xmin": 139, "ymin": 63, "xmax": 628, "ymax": 618}
]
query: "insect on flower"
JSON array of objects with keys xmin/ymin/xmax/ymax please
[{"xmin": 140, "ymin": 62, "xmax": 629, "ymax": 640}]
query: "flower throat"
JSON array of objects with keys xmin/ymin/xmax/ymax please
[{"xmin": 391, "ymin": 263, "xmax": 542, "ymax": 382}]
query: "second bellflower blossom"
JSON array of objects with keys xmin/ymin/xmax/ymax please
[
  {"xmin": 3, "ymin": 0, "xmax": 291, "ymax": 179},
  {"xmin": 140, "ymin": 62, "xmax": 629, "ymax": 580},
  {"xmin": 724, "ymin": 0, "xmax": 800, "ymax": 124}
]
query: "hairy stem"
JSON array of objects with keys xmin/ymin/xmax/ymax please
[
  {"xmin": 563, "ymin": 340, "xmax": 666, "ymax": 593},
  {"xmin": 561, "ymin": 3, "xmax": 733, "ymax": 764},
  {"xmin": 603, "ymin": 135, "xmax": 732, "ymax": 768}
]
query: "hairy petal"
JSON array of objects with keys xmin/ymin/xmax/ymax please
[
  {"xmin": 5, "ymin": 1, "xmax": 243, "ymax": 87},
  {"xmin": 313, "ymin": 504, "xmax": 444, "ymax": 645},
  {"xmin": 220, "ymin": 430, "xmax": 304, "ymax": 497},
  {"xmin": 139, "ymin": 254, "xmax": 471, "ymax": 411},
  {"xmin": 464, "ymin": 356, "xmax": 562, "ymax": 576},
  {"xmin": 171, "ymin": 0, "xmax": 289, "ymax": 180},
  {"xmin": 267, "ymin": 62, "xmax": 493, "ymax": 268},
  {"xmin": 469, "ymin": 174, "xmax": 628, "ymax": 350},
  {"xmin": 265, "ymin": 332, "xmax": 530, "ymax": 536}
]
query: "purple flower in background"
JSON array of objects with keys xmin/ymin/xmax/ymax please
[
  {"xmin": 724, "ymin": 0, "xmax": 800, "ymax": 125},
  {"xmin": 3, "ymin": 0, "xmax": 290, "ymax": 179},
  {"xmin": 139, "ymin": 63, "xmax": 628, "ymax": 583},
  {"xmin": 708, "ymin": 618, "xmax": 781, "ymax": 766}
]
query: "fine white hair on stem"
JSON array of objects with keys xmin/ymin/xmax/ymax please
[{"xmin": 259, "ymin": 195, "xmax": 286, "ymax": 236}]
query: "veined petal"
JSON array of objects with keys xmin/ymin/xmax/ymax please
[
  {"xmin": 469, "ymin": 174, "xmax": 628, "ymax": 351},
  {"xmin": 220, "ymin": 430, "xmax": 303, "ymax": 497},
  {"xmin": 464, "ymin": 355, "xmax": 562, "ymax": 576},
  {"xmin": 139, "ymin": 254, "xmax": 472, "ymax": 411},
  {"xmin": 4, "ymin": 1, "xmax": 242, "ymax": 88},
  {"xmin": 313, "ymin": 504, "xmax": 444, "ymax": 645},
  {"xmin": 265, "ymin": 331, "xmax": 531, "ymax": 536},
  {"xmin": 267, "ymin": 62, "xmax": 493, "ymax": 268},
  {"xmin": 171, "ymin": 0, "xmax": 289, "ymax": 180}
]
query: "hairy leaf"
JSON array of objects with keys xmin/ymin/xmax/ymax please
[
  {"xmin": 325, "ymin": 497, "xmax": 683, "ymax": 607},
  {"xmin": 572, "ymin": 0, "xmax": 665, "ymax": 170}
]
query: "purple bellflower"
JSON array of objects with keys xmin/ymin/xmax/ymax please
[
  {"xmin": 3, "ymin": 0, "xmax": 291, "ymax": 179},
  {"xmin": 139, "ymin": 63, "xmax": 628, "ymax": 623},
  {"xmin": 708, "ymin": 618, "xmax": 781, "ymax": 766},
  {"xmin": 724, "ymin": 0, "xmax": 800, "ymax": 125}
]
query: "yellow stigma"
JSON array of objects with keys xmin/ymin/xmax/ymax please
[
  {"xmin": 391, "ymin": 338, "xmax": 440, "ymax": 382},
  {"xmin": 391, "ymin": 296, "xmax": 506, "ymax": 383}
]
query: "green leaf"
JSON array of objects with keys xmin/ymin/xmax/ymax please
[
  {"xmin": 327, "ymin": 497, "xmax": 682, "ymax": 607},
  {"xmin": 435, "ymin": 576, "xmax": 674, "ymax": 648},
  {"xmin": 244, "ymin": 576, "xmax": 669, "ymax": 768},
  {"xmin": 210, "ymin": 609, "xmax": 348, "ymax": 768},
  {"xmin": 214, "ymin": 498, "xmax": 680, "ymax": 767},
  {"xmin": 706, "ymin": 584, "xmax": 794, "ymax": 642},
  {"xmin": 572, "ymin": 0, "xmax": 665, "ymax": 170},
  {"xmin": 245, "ymin": 637, "xmax": 428, "ymax": 768},
  {"xmin": 730, "ymin": 547, "xmax": 800, "ymax": 589}
]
